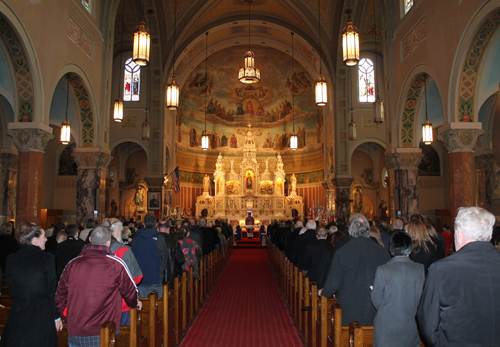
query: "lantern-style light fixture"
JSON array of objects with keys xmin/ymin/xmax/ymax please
[
  {"xmin": 142, "ymin": 116, "xmax": 150, "ymax": 140},
  {"xmin": 290, "ymin": 32, "xmax": 298, "ymax": 150},
  {"xmin": 142, "ymin": 9, "xmax": 153, "ymax": 141},
  {"xmin": 238, "ymin": 0, "xmax": 260, "ymax": 84},
  {"xmin": 132, "ymin": 17, "xmax": 150, "ymax": 66},
  {"xmin": 201, "ymin": 32, "xmax": 210, "ymax": 151},
  {"xmin": 372, "ymin": 0, "xmax": 384, "ymax": 124},
  {"xmin": 422, "ymin": 74, "xmax": 433, "ymax": 145},
  {"xmin": 348, "ymin": 109, "xmax": 357, "ymax": 141},
  {"xmin": 166, "ymin": 0, "xmax": 179, "ymax": 109},
  {"xmin": 315, "ymin": 0, "xmax": 327, "ymax": 106},
  {"xmin": 342, "ymin": 5, "xmax": 360, "ymax": 66},
  {"xmin": 114, "ymin": 0, "xmax": 126, "ymax": 122},
  {"xmin": 61, "ymin": 76, "xmax": 71, "ymax": 145}
]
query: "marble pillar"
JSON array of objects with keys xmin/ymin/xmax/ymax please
[
  {"xmin": 384, "ymin": 149, "xmax": 423, "ymax": 222},
  {"xmin": 438, "ymin": 124, "xmax": 484, "ymax": 221},
  {"xmin": 0, "ymin": 151, "xmax": 18, "ymax": 223},
  {"xmin": 322, "ymin": 179, "xmax": 336, "ymax": 222},
  {"xmin": 73, "ymin": 148, "xmax": 112, "ymax": 225},
  {"xmin": 7, "ymin": 123, "xmax": 53, "ymax": 225},
  {"xmin": 333, "ymin": 177, "xmax": 353, "ymax": 221},
  {"xmin": 475, "ymin": 153, "xmax": 495, "ymax": 212}
]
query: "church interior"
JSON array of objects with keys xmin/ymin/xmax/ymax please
[{"xmin": 1, "ymin": 0, "xmax": 500, "ymax": 229}]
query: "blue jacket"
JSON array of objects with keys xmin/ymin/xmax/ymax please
[{"xmin": 131, "ymin": 228, "xmax": 168, "ymax": 286}]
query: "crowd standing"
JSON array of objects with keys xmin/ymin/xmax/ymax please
[{"xmin": 0, "ymin": 215, "xmax": 232, "ymax": 347}]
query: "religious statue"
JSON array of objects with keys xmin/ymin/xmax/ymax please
[
  {"xmin": 135, "ymin": 185, "xmax": 146, "ymax": 210},
  {"xmin": 276, "ymin": 153, "xmax": 284, "ymax": 171},
  {"xmin": 230, "ymin": 159, "xmax": 235, "ymax": 171},
  {"xmin": 265, "ymin": 158, "xmax": 269, "ymax": 171},
  {"xmin": 379, "ymin": 200, "xmax": 388, "ymax": 222},
  {"xmin": 291, "ymin": 173, "xmax": 297, "ymax": 193},
  {"xmin": 246, "ymin": 175, "xmax": 252, "ymax": 189},
  {"xmin": 203, "ymin": 174, "xmax": 211, "ymax": 192}
]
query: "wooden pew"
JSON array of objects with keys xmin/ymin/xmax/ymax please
[
  {"xmin": 116, "ymin": 307, "xmax": 148, "ymax": 347},
  {"xmin": 349, "ymin": 322, "xmax": 363, "ymax": 347},
  {"xmin": 100, "ymin": 321, "xmax": 116, "ymax": 347}
]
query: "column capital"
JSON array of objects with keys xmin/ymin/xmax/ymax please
[
  {"xmin": 7, "ymin": 122, "xmax": 53, "ymax": 152},
  {"xmin": 333, "ymin": 177, "xmax": 353, "ymax": 188},
  {"xmin": 384, "ymin": 148, "xmax": 423, "ymax": 170},
  {"xmin": 73, "ymin": 147, "xmax": 112, "ymax": 170},
  {"xmin": 437, "ymin": 122, "xmax": 484, "ymax": 153}
]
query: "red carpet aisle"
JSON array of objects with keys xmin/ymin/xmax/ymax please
[{"xmin": 180, "ymin": 238, "xmax": 304, "ymax": 347}]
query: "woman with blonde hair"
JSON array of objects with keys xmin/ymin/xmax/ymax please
[{"xmin": 406, "ymin": 219, "xmax": 443, "ymax": 274}]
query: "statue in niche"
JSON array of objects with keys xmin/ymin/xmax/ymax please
[
  {"xmin": 203, "ymin": 174, "xmax": 211, "ymax": 192},
  {"xmin": 110, "ymin": 200, "xmax": 118, "ymax": 218},
  {"xmin": 246, "ymin": 175, "xmax": 252, "ymax": 189},
  {"xmin": 58, "ymin": 144, "xmax": 77, "ymax": 175},
  {"xmin": 291, "ymin": 174, "xmax": 297, "ymax": 193},
  {"xmin": 135, "ymin": 185, "xmax": 146, "ymax": 211},
  {"xmin": 230, "ymin": 159, "xmax": 235, "ymax": 171},
  {"xmin": 265, "ymin": 158, "xmax": 269, "ymax": 171}
]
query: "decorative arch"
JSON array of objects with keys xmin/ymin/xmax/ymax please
[
  {"xmin": 0, "ymin": 15, "xmax": 35, "ymax": 122},
  {"xmin": 400, "ymin": 73, "xmax": 426, "ymax": 147},
  {"xmin": 458, "ymin": 9, "xmax": 500, "ymax": 122},
  {"xmin": 110, "ymin": 137, "xmax": 149, "ymax": 161}
]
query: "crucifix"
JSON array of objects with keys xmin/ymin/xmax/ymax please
[{"xmin": 247, "ymin": 122, "xmax": 252, "ymax": 131}]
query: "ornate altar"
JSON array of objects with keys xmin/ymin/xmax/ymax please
[{"xmin": 195, "ymin": 125, "xmax": 304, "ymax": 222}]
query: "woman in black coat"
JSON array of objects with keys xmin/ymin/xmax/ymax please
[
  {"xmin": 407, "ymin": 220, "xmax": 443, "ymax": 275},
  {"xmin": 0, "ymin": 223, "xmax": 62, "ymax": 347}
]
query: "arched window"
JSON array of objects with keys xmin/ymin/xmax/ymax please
[
  {"xmin": 405, "ymin": 0, "xmax": 414, "ymax": 14},
  {"xmin": 124, "ymin": 58, "xmax": 141, "ymax": 102},
  {"xmin": 358, "ymin": 58, "xmax": 375, "ymax": 103}
]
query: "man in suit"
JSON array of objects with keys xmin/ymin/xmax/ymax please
[
  {"xmin": 290, "ymin": 220, "xmax": 317, "ymax": 266},
  {"xmin": 418, "ymin": 207, "xmax": 500, "ymax": 346},
  {"xmin": 299, "ymin": 226, "xmax": 330, "ymax": 283},
  {"xmin": 371, "ymin": 231, "xmax": 424, "ymax": 347},
  {"xmin": 285, "ymin": 220, "xmax": 303, "ymax": 259},
  {"xmin": 320, "ymin": 214, "xmax": 390, "ymax": 326},
  {"xmin": 55, "ymin": 224, "xmax": 85, "ymax": 279}
]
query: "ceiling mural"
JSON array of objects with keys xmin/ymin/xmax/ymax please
[{"xmin": 176, "ymin": 45, "xmax": 323, "ymax": 156}]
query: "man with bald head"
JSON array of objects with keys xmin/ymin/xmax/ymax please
[{"xmin": 392, "ymin": 219, "xmax": 404, "ymax": 233}]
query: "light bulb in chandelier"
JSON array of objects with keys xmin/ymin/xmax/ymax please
[
  {"xmin": 201, "ymin": 132, "xmax": 210, "ymax": 151},
  {"xmin": 238, "ymin": 51, "xmax": 260, "ymax": 84},
  {"xmin": 374, "ymin": 95, "xmax": 384, "ymax": 124},
  {"xmin": 422, "ymin": 118, "xmax": 433, "ymax": 145},
  {"xmin": 342, "ymin": 16, "xmax": 360, "ymax": 66},
  {"xmin": 113, "ymin": 99, "xmax": 123, "ymax": 122},
  {"xmin": 132, "ymin": 19, "xmax": 150, "ymax": 66},
  {"xmin": 315, "ymin": 73, "xmax": 328, "ymax": 106},
  {"xmin": 60, "ymin": 118, "xmax": 71, "ymax": 145},
  {"xmin": 290, "ymin": 133, "xmax": 298, "ymax": 150},
  {"xmin": 166, "ymin": 77, "xmax": 179, "ymax": 110}
]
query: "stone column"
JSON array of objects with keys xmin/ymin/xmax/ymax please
[
  {"xmin": 475, "ymin": 153, "xmax": 495, "ymax": 212},
  {"xmin": 333, "ymin": 177, "xmax": 353, "ymax": 221},
  {"xmin": 73, "ymin": 148, "xmax": 112, "ymax": 225},
  {"xmin": 438, "ymin": 123, "xmax": 484, "ymax": 221},
  {"xmin": 384, "ymin": 148, "xmax": 423, "ymax": 222},
  {"xmin": 7, "ymin": 123, "xmax": 53, "ymax": 225},
  {"xmin": 0, "ymin": 151, "xmax": 18, "ymax": 223}
]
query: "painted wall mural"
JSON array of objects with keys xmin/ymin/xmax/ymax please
[{"xmin": 177, "ymin": 46, "xmax": 323, "ymax": 157}]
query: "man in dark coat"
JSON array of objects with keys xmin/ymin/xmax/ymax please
[
  {"xmin": 290, "ymin": 220, "xmax": 317, "ymax": 266},
  {"xmin": 321, "ymin": 214, "xmax": 390, "ymax": 326},
  {"xmin": 418, "ymin": 207, "xmax": 500, "ymax": 346},
  {"xmin": 158, "ymin": 221, "xmax": 185, "ymax": 287},
  {"xmin": 285, "ymin": 220, "xmax": 303, "ymax": 259},
  {"xmin": 55, "ymin": 224, "xmax": 85, "ymax": 279},
  {"xmin": 298, "ymin": 226, "xmax": 330, "ymax": 283},
  {"xmin": 131, "ymin": 213, "xmax": 169, "ymax": 297},
  {"xmin": 198, "ymin": 218, "xmax": 215, "ymax": 256}
]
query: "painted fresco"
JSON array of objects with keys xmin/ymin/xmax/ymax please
[{"xmin": 177, "ymin": 46, "xmax": 323, "ymax": 155}]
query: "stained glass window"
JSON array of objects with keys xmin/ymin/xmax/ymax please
[
  {"xmin": 124, "ymin": 58, "xmax": 141, "ymax": 102},
  {"xmin": 405, "ymin": 0, "xmax": 414, "ymax": 14},
  {"xmin": 358, "ymin": 58, "xmax": 375, "ymax": 103},
  {"xmin": 82, "ymin": 0, "xmax": 91, "ymax": 12}
]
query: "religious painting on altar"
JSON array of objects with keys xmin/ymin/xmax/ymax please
[
  {"xmin": 260, "ymin": 181, "xmax": 273, "ymax": 195},
  {"xmin": 245, "ymin": 170, "xmax": 254, "ymax": 193},
  {"xmin": 226, "ymin": 181, "xmax": 240, "ymax": 195},
  {"xmin": 177, "ymin": 46, "xmax": 323, "ymax": 155}
]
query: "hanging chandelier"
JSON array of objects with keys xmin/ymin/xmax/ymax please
[
  {"xmin": 315, "ymin": 0, "xmax": 327, "ymax": 106},
  {"xmin": 238, "ymin": 0, "xmax": 260, "ymax": 84},
  {"xmin": 202, "ymin": 32, "xmax": 210, "ymax": 151},
  {"xmin": 166, "ymin": 0, "xmax": 179, "ymax": 109},
  {"xmin": 290, "ymin": 32, "xmax": 297, "ymax": 150},
  {"xmin": 348, "ymin": 109, "xmax": 357, "ymax": 141},
  {"xmin": 372, "ymin": 0, "xmax": 384, "ymax": 124},
  {"xmin": 113, "ymin": 0, "xmax": 126, "ymax": 122},
  {"xmin": 132, "ymin": 7, "xmax": 151, "ymax": 66},
  {"xmin": 342, "ymin": 2, "xmax": 360, "ymax": 66},
  {"xmin": 60, "ymin": 76, "xmax": 71, "ymax": 145},
  {"xmin": 142, "ymin": 10, "xmax": 152, "ymax": 141},
  {"xmin": 422, "ymin": 74, "xmax": 433, "ymax": 145}
]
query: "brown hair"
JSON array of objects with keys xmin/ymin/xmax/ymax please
[
  {"xmin": 407, "ymin": 219, "xmax": 435, "ymax": 253},
  {"xmin": 0, "ymin": 222, "xmax": 13, "ymax": 236},
  {"xmin": 16, "ymin": 223, "xmax": 43, "ymax": 245}
]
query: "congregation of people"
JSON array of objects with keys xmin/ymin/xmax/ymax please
[
  {"xmin": 268, "ymin": 206, "xmax": 500, "ymax": 347},
  {"xmin": 0, "ymin": 215, "xmax": 232, "ymax": 347}
]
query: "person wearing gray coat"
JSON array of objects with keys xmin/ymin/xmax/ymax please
[{"xmin": 371, "ymin": 231, "xmax": 425, "ymax": 347}]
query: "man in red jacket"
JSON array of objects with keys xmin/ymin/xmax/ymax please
[{"xmin": 56, "ymin": 225, "xmax": 140, "ymax": 346}]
